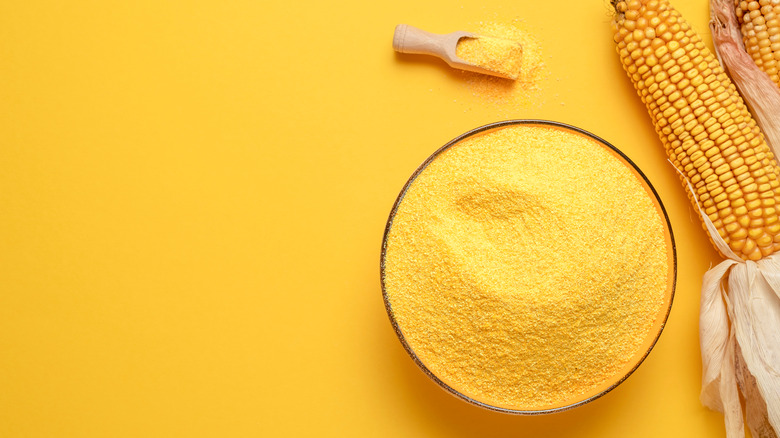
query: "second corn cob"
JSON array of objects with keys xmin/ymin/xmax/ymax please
[
  {"xmin": 734, "ymin": 0, "xmax": 780, "ymax": 88},
  {"xmin": 611, "ymin": 0, "xmax": 780, "ymax": 261}
]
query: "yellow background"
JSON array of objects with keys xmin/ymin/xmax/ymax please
[{"xmin": 0, "ymin": 0, "xmax": 728, "ymax": 436}]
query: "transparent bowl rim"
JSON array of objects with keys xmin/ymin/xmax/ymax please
[{"xmin": 379, "ymin": 119, "xmax": 678, "ymax": 415}]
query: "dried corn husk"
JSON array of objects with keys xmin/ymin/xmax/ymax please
[{"xmin": 699, "ymin": 259, "xmax": 744, "ymax": 438}]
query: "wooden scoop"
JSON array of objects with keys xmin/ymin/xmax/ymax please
[{"xmin": 392, "ymin": 24, "xmax": 519, "ymax": 79}]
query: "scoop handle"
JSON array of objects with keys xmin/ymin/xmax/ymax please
[{"xmin": 393, "ymin": 24, "xmax": 447, "ymax": 57}]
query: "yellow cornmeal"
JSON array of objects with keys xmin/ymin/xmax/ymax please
[
  {"xmin": 383, "ymin": 124, "xmax": 671, "ymax": 410},
  {"xmin": 455, "ymin": 20, "xmax": 550, "ymax": 113},
  {"xmin": 455, "ymin": 36, "xmax": 522, "ymax": 79}
]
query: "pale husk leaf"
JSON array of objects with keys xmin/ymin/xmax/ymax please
[
  {"xmin": 699, "ymin": 259, "xmax": 738, "ymax": 408},
  {"xmin": 758, "ymin": 255, "xmax": 780, "ymax": 300},
  {"xmin": 699, "ymin": 257, "xmax": 744, "ymax": 438},
  {"xmin": 728, "ymin": 258, "xmax": 780, "ymax": 433}
]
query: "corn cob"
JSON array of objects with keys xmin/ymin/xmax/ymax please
[
  {"xmin": 734, "ymin": 0, "xmax": 780, "ymax": 87},
  {"xmin": 611, "ymin": 0, "xmax": 780, "ymax": 261}
]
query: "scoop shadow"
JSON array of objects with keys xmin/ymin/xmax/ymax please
[{"xmin": 393, "ymin": 52, "xmax": 516, "ymax": 88}]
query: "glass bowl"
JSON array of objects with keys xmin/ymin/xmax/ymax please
[{"xmin": 380, "ymin": 119, "xmax": 676, "ymax": 414}]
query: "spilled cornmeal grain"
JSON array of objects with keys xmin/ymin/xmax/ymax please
[
  {"xmin": 383, "ymin": 124, "xmax": 672, "ymax": 411},
  {"xmin": 459, "ymin": 20, "xmax": 549, "ymax": 110}
]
